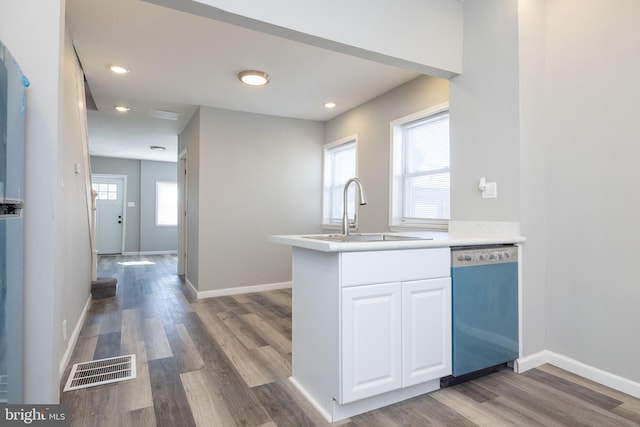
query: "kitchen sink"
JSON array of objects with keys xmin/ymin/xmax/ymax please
[{"xmin": 303, "ymin": 233, "xmax": 432, "ymax": 242}]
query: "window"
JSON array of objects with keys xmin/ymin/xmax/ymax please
[
  {"xmin": 322, "ymin": 136, "xmax": 357, "ymax": 228},
  {"xmin": 156, "ymin": 181, "xmax": 178, "ymax": 226},
  {"xmin": 92, "ymin": 183, "xmax": 118, "ymax": 200},
  {"xmin": 390, "ymin": 104, "xmax": 450, "ymax": 229}
]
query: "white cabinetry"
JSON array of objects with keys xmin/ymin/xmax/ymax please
[
  {"xmin": 289, "ymin": 246, "xmax": 451, "ymax": 422},
  {"xmin": 339, "ymin": 248, "xmax": 451, "ymax": 404},
  {"xmin": 402, "ymin": 278, "xmax": 451, "ymax": 387},
  {"xmin": 341, "ymin": 282, "xmax": 402, "ymax": 403},
  {"xmin": 340, "ymin": 278, "xmax": 451, "ymax": 404}
]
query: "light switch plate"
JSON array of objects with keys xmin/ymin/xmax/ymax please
[{"xmin": 482, "ymin": 182, "xmax": 497, "ymax": 198}]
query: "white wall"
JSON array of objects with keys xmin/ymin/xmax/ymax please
[
  {"xmin": 192, "ymin": 107, "xmax": 324, "ymax": 292},
  {"xmin": 544, "ymin": 0, "xmax": 640, "ymax": 383},
  {"xmin": 1, "ymin": 0, "xmax": 93, "ymax": 403},
  {"xmin": 1, "ymin": 0, "xmax": 64, "ymax": 403},
  {"xmin": 325, "ymin": 76, "xmax": 449, "ymax": 232},
  {"xmin": 147, "ymin": 0, "xmax": 463, "ymax": 77}
]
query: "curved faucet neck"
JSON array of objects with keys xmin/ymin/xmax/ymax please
[{"xmin": 342, "ymin": 177, "xmax": 368, "ymax": 236}]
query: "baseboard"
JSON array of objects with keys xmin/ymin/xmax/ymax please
[
  {"xmin": 514, "ymin": 350, "xmax": 548, "ymax": 373},
  {"xmin": 289, "ymin": 376, "xmax": 332, "ymax": 423},
  {"xmin": 184, "ymin": 277, "xmax": 198, "ymax": 299},
  {"xmin": 122, "ymin": 250, "xmax": 177, "ymax": 256},
  {"xmin": 195, "ymin": 281, "xmax": 292, "ymax": 299},
  {"xmin": 546, "ymin": 351, "xmax": 640, "ymax": 398},
  {"xmin": 515, "ymin": 350, "xmax": 640, "ymax": 398},
  {"xmin": 59, "ymin": 295, "xmax": 91, "ymax": 378}
]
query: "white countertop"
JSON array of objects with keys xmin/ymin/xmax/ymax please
[{"xmin": 269, "ymin": 230, "xmax": 526, "ymax": 253}]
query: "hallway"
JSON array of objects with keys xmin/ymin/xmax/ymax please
[{"xmin": 60, "ymin": 255, "xmax": 640, "ymax": 426}]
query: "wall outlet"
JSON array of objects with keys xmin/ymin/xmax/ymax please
[
  {"xmin": 482, "ymin": 182, "xmax": 497, "ymax": 199},
  {"xmin": 63, "ymin": 319, "xmax": 68, "ymax": 341}
]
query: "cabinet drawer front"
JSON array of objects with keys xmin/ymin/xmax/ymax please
[{"xmin": 341, "ymin": 248, "xmax": 450, "ymax": 287}]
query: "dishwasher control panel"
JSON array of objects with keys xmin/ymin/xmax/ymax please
[{"xmin": 452, "ymin": 245, "xmax": 518, "ymax": 267}]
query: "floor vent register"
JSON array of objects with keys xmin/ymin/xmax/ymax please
[{"xmin": 63, "ymin": 354, "xmax": 136, "ymax": 392}]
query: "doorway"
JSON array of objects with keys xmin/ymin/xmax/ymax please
[
  {"xmin": 92, "ymin": 174, "xmax": 126, "ymax": 255},
  {"xmin": 178, "ymin": 150, "xmax": 187, "ymax": 276}
]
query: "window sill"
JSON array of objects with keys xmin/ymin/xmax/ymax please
[
  {"xmin": 322, "ymin": 223, "xmax": 359, "ymax": 232},
  {"xmin": 388, "ymin": 222, "xmax": 448, "ymax": 232}
]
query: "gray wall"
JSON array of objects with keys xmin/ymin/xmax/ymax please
[
  {"xmin": 181, "ymin": 107, "xmax": 324, "ymax": 292},
  {"xmin": 544, "ymin": 0, "xmax": 640, "ymax": 383},
  {"xmin": 449, "ymin": 0, "xmax": 521, "ymax": 222},
  {"xmin": 91, "ymin": 156, "xmax": 178, "ymax": 254},
  {"xmin": 140, "ymin": 160, "xmax": 177, "ymax": 252},
  {"xmin": 453, "ymin": 0, "xmax": 640, "ymax": 383},
  {"xmin": 517, "ymin": 0, "xmax": 547, "ymax": 359},
  {"xmin": 450, "ymin": 0, "xmax": 546, "ymax": 360},
  {"xmin": 57, "ymin": 24, "xmax": 93, "ymax": 401},
  {"xmin": 179, "ymin": 110, "xmax": 200, "ymax": 287},
  {"xmin": 325, "ymin": 76, "xmax": 449, "ymax": 232},
  {"xmin": 91, "ymin": 157, "xmax": 141, "ymax": 253}
]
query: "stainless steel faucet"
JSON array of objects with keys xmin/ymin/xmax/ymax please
[{"xmin": 342, "ymin": 177, "xmax": 368, "ymax": 235}]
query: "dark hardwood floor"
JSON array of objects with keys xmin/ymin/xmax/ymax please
[{"xmin": 60, "ymin": 255, "xmax": 640, "ymax": 426}]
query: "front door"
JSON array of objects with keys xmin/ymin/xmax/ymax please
[{"xmin": 92, "ymin": 175, "xmax": 125, "ymax": 255}]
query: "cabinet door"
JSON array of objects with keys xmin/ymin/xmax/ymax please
[
  {"xmin": 402, "ymin": 278, "xmax": 451, "ymax": 387},
  {"xmin": 341, "ymin": 282, "xmax": 402, "ymax": 404}
]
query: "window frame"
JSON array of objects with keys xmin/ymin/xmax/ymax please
[
  {"xmin": 156, "ymin": 180, "xmax": 178, "ymax": 227},
  {"xmin": 389, "ymin": 103, "xmax": 450, "ymax": 231},
  {"xmin": 322, "ymin": 135, "xmax": 358, "ymax": 230}
]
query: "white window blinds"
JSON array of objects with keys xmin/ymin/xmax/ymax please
[
  {"xmin": 390, "ymin": 105, "xmax": 450, "ymax": 229},
  {"xmin": 401, "ymin": 112, "xmax": 450, "ymax": 220},
  {"xmin": 323, "ymin": 139, "xmax": 357, "ymax": 226}
]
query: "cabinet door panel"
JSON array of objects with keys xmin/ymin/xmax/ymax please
[
  {"xmin": 341, "ymin": 282, "xmax": 402, "ymax": 403},
  {"xmin": 402, "ymin": 278, "xmax": 451, "ymax": 387}
]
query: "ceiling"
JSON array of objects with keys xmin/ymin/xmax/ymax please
[{"xmin": 66, "ymin": 0, "xmax": 421, "ymax": 163}]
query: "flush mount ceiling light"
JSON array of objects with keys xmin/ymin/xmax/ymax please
[
  {"xmin": 149, "ymin": 145, "xmax": 166, "ymax": 151},
  {"xmin": 324, "ymin": 102, "xmax": 337, "ymax": 109},
  {"xmin": 114, "ymin": 105, "xmax": 131, "ymax": 112},
  {"xmin": 238, "ymin": 70, "xmax": 270, "ymax": 86},
  {"xmin": 110, "ymin": 65, "xmax": 130, "ymax": 74}
]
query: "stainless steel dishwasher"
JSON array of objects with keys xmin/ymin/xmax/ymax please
[{"xmin": 442, "ymin": 245, "xmax": 519, "ymax": 386}]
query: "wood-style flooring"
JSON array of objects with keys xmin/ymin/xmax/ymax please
[{"xmin": 61, "ymin": 255, "xmax": 640, "ymax": 426}]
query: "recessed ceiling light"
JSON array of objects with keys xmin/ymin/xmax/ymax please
[
  {"xmin": 238, "ymin": 70, "xmax": 270, "ymax": 86},
  {"xmin": 114, "ymin": 105, "xmax": 131, "ymax": 112},
  {"xmin": 324, "ymin": 102, "xmax": 337, "ymax": 109},
  {"xmin": 110, "ymin": 65, "xmax": 130, "ymax": 74},
  {"xmin": 149, "ymin": 145, "xmax": 166, "ymax": 151}
]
